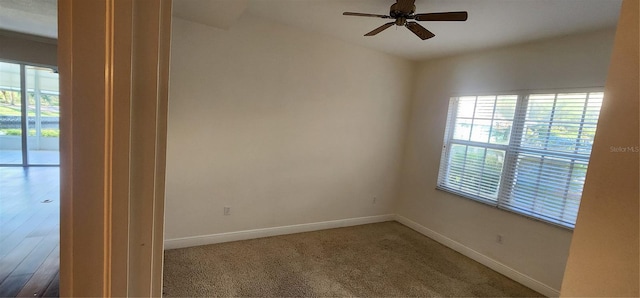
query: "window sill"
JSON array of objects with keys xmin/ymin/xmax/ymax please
[{"xmin": 435, "ymin": 185, "xmax": 574, "ymax": 231}]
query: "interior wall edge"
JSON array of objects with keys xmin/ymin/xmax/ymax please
[
  {"xmin": 391, "ymin": 60, "xmax": 422, "ymax": 215},
  {"xmin": 559, "ymin": 0, "xmax": 640, "ymax": 295}
]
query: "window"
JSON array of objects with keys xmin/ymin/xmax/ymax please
[
  {"xmin": 0, "ymin": 61, "xmax": 60, "ymax": 166},
  {"xmin": 437, "ymin": 91, "xmax": 603, "ymax": 228}
]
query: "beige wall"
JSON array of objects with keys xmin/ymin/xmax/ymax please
[
  {"xmin": 164, "ymin": 15, "xmax": 413, "ymax": 240},
  {"xmin": 561, "ymin": 0, "xmax": 639, "ymax": 296},
  {"xmin": 395, "ymin": 28, "xmax": 616, "ymax": 292}
]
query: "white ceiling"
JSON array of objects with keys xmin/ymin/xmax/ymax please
[
  {"xmin": 244, "ymin": 0, "xmax": 622, "ymax": 60},
  {"xmin": 0, "ymin": 0, "xmax": 622, "ymax": 61},
  {"xmin": 0, "ymin": 0, "xmax": 57, "ymax": 38}
]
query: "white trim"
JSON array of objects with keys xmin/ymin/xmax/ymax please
[
  {"xmin": 164, "ymin": 214, "xmax": 395, "ymax": 250},
  {"xmin": 450, "ymin": 86, "xmax": 605, "ymax": 98},
  {"xmin": 394, "ymin": 214, "xmax": 560, "ymax": 298}
]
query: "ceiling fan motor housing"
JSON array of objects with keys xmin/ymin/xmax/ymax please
[{"xmin": 389, "ymin": 3, "xmax": 416, "ymax": 18}]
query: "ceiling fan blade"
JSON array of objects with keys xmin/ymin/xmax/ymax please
[
  {"xmin": 364, "ymin": 22, "xmax": 395, "ymax": 36},
  {"xmin": 405, "ymin": 22, "xmax": 435, "ymax": 40},
  {"xmin": 343, "ymin": 12, "xmax": 390, "ymax": 18},
  {"xmin": 414, "ymin": 11, "xmax": 468, "ymax": 21},
  {"xmin": 395, "ymin": 0, "xmax": 416, "ymax": 13}
]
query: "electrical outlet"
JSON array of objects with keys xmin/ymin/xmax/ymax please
[
  {"xmin": 224, "ymin": 207, "xmax": 231, "ymax": 216},
  {"xmin": 496, "ymin": 234, "xmax": 503, "ymax": 244}
]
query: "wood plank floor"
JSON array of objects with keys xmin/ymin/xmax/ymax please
[{"xmin": 0, "ymin": 167, "xmax": 59, "ymax": 297}]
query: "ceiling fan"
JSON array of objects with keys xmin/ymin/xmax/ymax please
[{"xmin": 343, "ymin": 0, "xmax": 468, "ymax": 40}]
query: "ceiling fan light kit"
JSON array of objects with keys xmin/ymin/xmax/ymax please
[{"xmin": 343, "ymin": 0, "xmax": 468, "ymax": 40}]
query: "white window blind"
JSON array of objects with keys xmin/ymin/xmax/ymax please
[{"xmin": 438, "ymin": 91, "xmax": 603, "ymax": 228}]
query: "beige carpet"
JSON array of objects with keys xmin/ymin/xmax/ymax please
[{"xmin": 163, "ymin": 221, "xmax": 542, "ymax": 297}]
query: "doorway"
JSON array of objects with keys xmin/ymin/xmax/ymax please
[{"xmin": 0, "ymin": 60, "xmax": 60, "ymax": 296}]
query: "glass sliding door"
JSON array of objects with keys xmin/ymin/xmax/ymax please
[
  {"xmin": 26, "ymin": 66, "xmax": 60, "ymax": 165},
  {"xmin": 0, "ymin": 61, "xmax": 59, "ymax": 166},
  {"xmin": 0, "ymin": 62, "xmax": 24, "ymax": 165}
]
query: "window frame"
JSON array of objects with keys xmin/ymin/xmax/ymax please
[{"xmin": 437, "ymin": 88, "xmax": 604, "ymax": 229}]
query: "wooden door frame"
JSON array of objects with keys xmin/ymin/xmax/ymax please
[{"xmin": 58, "ymin": 0, "xmax": 172, "ymax": 296}]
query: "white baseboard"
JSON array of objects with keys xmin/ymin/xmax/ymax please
[
  {"xmin": 394, "ymin": 214, "xmax": 560, "ymax": 298},
  {"xmin": 164, "ymin": 214, "xmax": 395, "ymax": 250}
]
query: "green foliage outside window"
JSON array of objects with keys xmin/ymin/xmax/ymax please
[{"xmin": 0, "ymin": 129, "xmax": 60, "ymax": 138}]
